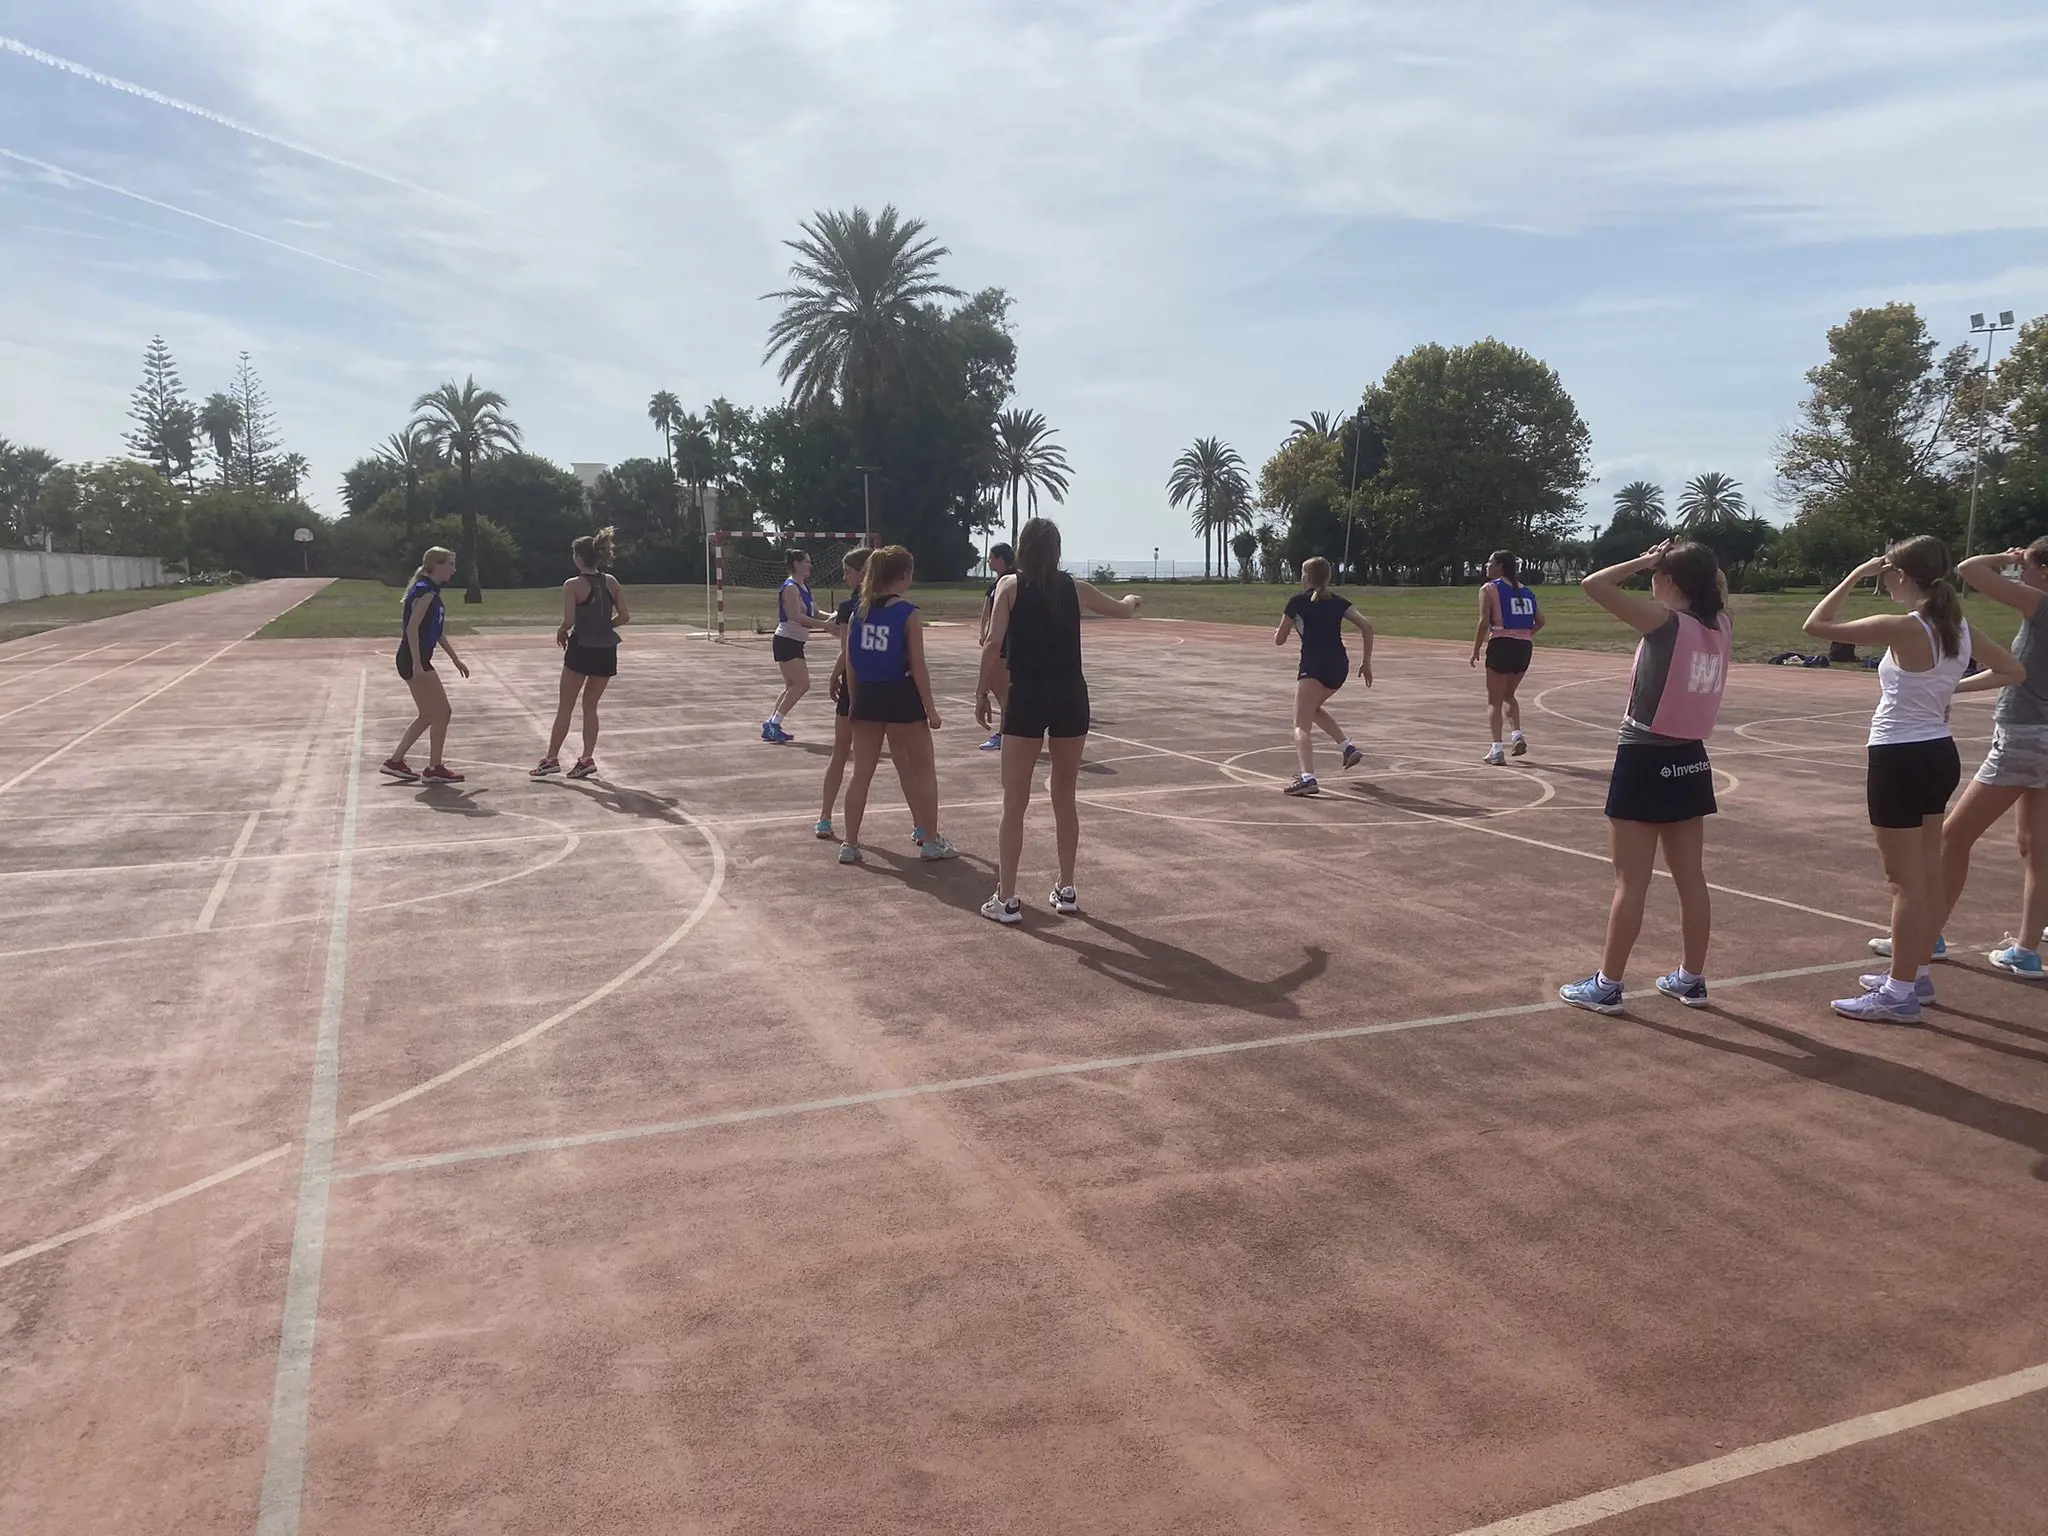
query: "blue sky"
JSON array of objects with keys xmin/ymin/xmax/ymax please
[{"xmin": 2, "ymin": 1, "xmax": 2044, "ymax": 561}]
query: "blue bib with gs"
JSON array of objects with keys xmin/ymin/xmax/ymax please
[{"xmin": 850, "ymin": 596, "xmax": 917, "ymax": 683}]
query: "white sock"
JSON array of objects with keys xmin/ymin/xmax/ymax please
[
  {"xmin": 1880, "ymin": 976, "xmax": 1917, "ymax": 1002},
  {"xmin": 1492, "ymin": 741, "xmax": 1503, "ymax": 751},
  {"xmin": 1916, "ymin": 965, "xmax": 1932, "ymax": 980},
  {"xmin": 1597, "ymin": 971, "xmax": 1619, "ymax": 989},
  {"xmin": 1677, "ymin": 967, "xmax": 1701, "ymax": 984},
  {"xmin": 768, "ymin": 712, "xmax": 781, "ymax": 725},
  {"xmin": 1342, "ymin": 739, "xmax": 1355, "ymax": 751},
  {"xmin": 1510, "ymin": 729, "xmax": 1525, "ymax": 741}
]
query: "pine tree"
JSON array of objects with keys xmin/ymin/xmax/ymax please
[
  {"xmin": 229, "ymin": 352, "xmax": 281, "ymax": 488},
  {"xmin": 123, "ymin": 336, "xmax": 191, "ymax": 479}
]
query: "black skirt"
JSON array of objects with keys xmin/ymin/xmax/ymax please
[
  {"xmin": 564, "ymin": 641, "xmax": 618, "ymax": 678},
  {"xmin": 1605, "ymin": 741, "xmax": 1718, "ymax": 823}
]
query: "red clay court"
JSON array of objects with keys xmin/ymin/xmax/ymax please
[{"xmin": 3, "ymin": 578, "xmax": 2045, "ymax": 1536}]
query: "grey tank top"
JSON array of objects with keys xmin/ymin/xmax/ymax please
[
  {"xmin": 1996, "ymin": 606, "xmax": 2048, "ymax": 727},
  {"xmin": 572, "ymin": 573, "xmax": 618, "ymax": 647}
]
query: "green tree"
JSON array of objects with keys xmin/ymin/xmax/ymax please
[
  {"xmin": 184, "ymin": 485, "xmax": 320, "ymax": 576},
  {"xmin": 1776, "ymin": 302, "xmax": 1974, "ymax": 547},
  {"xmin": 122, "ymin": 335, "xmax": 192, "ymax": 481},
  {"xmin": 648, "ymin": 389, "xmax": 682, "ymax": 529},
  {"xmin": 373, "ymin": 425, "xmax": 440, "ymax": 531},
  {"xmin": 1167, "ymin": 437, "xmax": 1249, "ymax": 580},
  {"xmin": 1287, "ymin": 411, "xmax": 1341, "ymax": 444},
  {"xmin": 763, "ymin": 205, "xmax": 963, "ymax": 445},
  {"xmin": 1675, "ymin": 471, "xmax": 1749, "ymax": 532},
  {"xmin": 993, "ymin": 407, "xmax": 1072, "ymax": 544},
  {"xmin": 198, "ymin": 393, "xmax": 242, "ymax": 483},
  {"xmin": 1612, "ymin": 480, "xmax": 1665, "ymax": 523},
  {"xmin": 1230, "ymin": 527, "xmax": 1258, "ymax": 581},
  {"xmin": 228, "ymin": 353, "xmax": 282, "ymax": 488},
  {"xmin": 35, "ymin": 461, "xmax": 184, "ymax": 559},
  {"xmin": 1972, "ymin": 315, "xmax": 2048, "ymax": 551},
  {"xmin": 1362, "ymin": 338, "xmax": 1591, "ymax": 582},
  {"xmin": 0, "ymin": 437, "xmax": 61, "ymax": 545},
  {"xmin": 410, "ymin": 377, "xmax": 521, "ymax": 603}
]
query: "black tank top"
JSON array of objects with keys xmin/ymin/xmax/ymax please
[{"xmin": 1007, "ymin": 572, "xmax": 1082, "ymax": 685}]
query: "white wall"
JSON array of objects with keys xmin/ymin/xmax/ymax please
[{"xmin": 0, "ymin": 550, "xmax": 166, "ymax": 604}]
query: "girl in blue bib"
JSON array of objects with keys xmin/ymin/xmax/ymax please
[
  {"xmin": 1470, "ymin": 549, "xmax": 1544, "ymax": 765},
  {"xmin": 382, "ymin": 546, "xmax": 470, "ymax": 784}
]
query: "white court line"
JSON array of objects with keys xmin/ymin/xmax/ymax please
[
  {"xmin": 254, "ymin": 669, "xmax": 364, "ymax": 1536},
  {"xmin": 0, "ymin": 1141, "xmax": 291, "ymax": 1271},
  {"xmin": 194, "ymin": 810, "xmax": 262, "ymax": 931},
  {"xmin": 1445, "ymin": 1361, "xmax": 2048, "ymax": 1536},
  {"xmin": 0, "ymin": 640, "xmax": 238, "ymax": 798},
  {"xmin": 335, "ymin": 955, "xmax": 1878, "ymax": 1181},
  {"xmin": 0, "ymin": 640, "xmax": 177, "ymax": 724},
  {"xmin": 0, "ymin": 639, "xmax": 118, "ymax": 691}
]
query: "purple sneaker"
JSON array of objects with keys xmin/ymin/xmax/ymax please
[{"xmin": 1833, "ymin": 988, "xmax": 1921, "ymax": 1024}]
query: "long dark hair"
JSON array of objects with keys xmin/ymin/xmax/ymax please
[
  {"xmin": 1886, "ymin": 535, "xmax": 1963, "ymax": 659},
  {"xmin": 571, "ymin": 526, "xmax": 614, "ymax": 570},
  {"xmin": 1016, "ymin": 517, "xmax": 1061, "ymax": 587},
  {"xmin": 1489, "ymin": 550, "xmax": 1519, "ymax": 581},
  {"xmin": 1655, "ymin": 541, "xmax": 1724, "ymax": 627}
]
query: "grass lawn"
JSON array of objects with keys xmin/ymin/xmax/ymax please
[
  {"xmin": 1, "ymin": 584, "xmax": 228, "ymax": 641},
  {"xmin": 256, "ymin": 577, "xmax": 2016, "ymax": 665}
]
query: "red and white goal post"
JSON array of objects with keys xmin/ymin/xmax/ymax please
[{"xmin": 709, "ymin": 530, "xmax": 868, "ymax": 639}]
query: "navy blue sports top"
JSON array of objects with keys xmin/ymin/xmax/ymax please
[
  {"xmin": 402, "ymin": 577, "xmax": 445, "ymax": 657},
  {"xmin": 850, "ymin": 595, "xmax": 917, "ymax": 683}
]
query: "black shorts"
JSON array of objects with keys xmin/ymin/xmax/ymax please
[
  {"xmin": 1867, "ymin": 738, "xmax": 1960, "ymax": 829},
  {"xmin": 1297, "ymin": 652, "xmax": 1349, "ymax": 692},
  {"xmin": 772, "ymin": 636, "xmax": 806, "ymax": 664},
  {"xmin": 850, "ymin": 677, "xmax": 927, "ymax": 725},
  {"xmin": 564, "ymin": 641, "xmax": 617, "ymax": 678},
  {"xmin": 835, "ymin": 680, "xmax": 850, "ymax": 719},
  {"xmin": 1605, "ymin": 740, "xmax": 1718, "ymax": 823},
  {"xmin": 1004, "ymin": 677, "xmax": 1091, "ymax": 740},
  {"xmin": 395, "ymin": 644, "xmax": 435, "ymax": 680},
  {"xmin": 1486, "ymin": 637, "xmax": 1534, "ymax": 676}
]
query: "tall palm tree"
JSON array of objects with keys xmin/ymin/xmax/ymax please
[
  {"xmin": 762, "ymin": 205, "xmax": 962, "ymax": 443},
  {"xmin": 410, "ymin": 377, "xmax": 521, "ymax": 603},
  {"xmin": 993, "ymin": 407, "xmax": 1073, "ymax": 544},
  {"xmin": 647, "ymin": 390, "xmax": 682, "ymax": 528},
  {"xmin": 705, "ymin": 397, "xmax": 749, "ymax": 524},
  {"xmin": 197, "ymin": 393, "xmax": 242, "ymax": 484},
  {"xmin": 376, "ymin": 424, "xmax": 441, "ymax": 535},
  {"xmin": 1166, "ymin": 437, "xmax": 1249, "ymax": 580},
  {"xmin": 1287, "ymin": 411, "xmax": 1340, "ymax": 443},
  {"xmin": 1612, "ymin": 480, "xmax": 1665, "ymax": 522},
  {"xmin": 1675, "ymin": 471, "xmax": 1749, "ymax": 532},
  {"xmin": 672, "ymin": 412, "xmax": 716, "ymax": 531}
]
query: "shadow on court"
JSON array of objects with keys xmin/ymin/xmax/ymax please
[
  {"xmin": 1627, "ymin": 1006, "xmax": 2048, "ymax": 1180},
  {"xmin": 553, "ymin": 778, "xmax": 692, "ymax": 824},
  {"xmin": 1341, "ymin": 780, "xmax": 1490, "ymax": 820},
  {"xmin": 399, "ymin": 786, "xmax": 498, "ymax": 818}
]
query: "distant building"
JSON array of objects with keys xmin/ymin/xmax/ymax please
[{"xmin": 570, "ymin": 463, "xmax": 607, "ymax": 504}]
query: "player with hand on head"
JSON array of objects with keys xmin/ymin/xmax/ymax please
[
  {"xmin": 1471, "ymin": 549, "xmax": 1543, "ymax": 764},
  {"xmin": 1273, "ymin": 556, "xmax": 1372, "ymax": 797}
]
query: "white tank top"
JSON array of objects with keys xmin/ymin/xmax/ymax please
[{"xmin": 1869, "ymin": 614, "xmax": 1971, "ymax": 746}]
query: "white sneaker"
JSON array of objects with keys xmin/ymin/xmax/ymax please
[
  {"xmin": 1483, "ymin": 744, "xmax": 1507, "ymax": 766},
  {"xmin": 981, "ymin": 893, "xmax": 1022, "ymax": 925},
  {"xmin": 1050, "ymin": 884, "xmax": 1078, "ymax": 914}
]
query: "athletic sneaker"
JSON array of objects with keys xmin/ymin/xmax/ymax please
[
  {"xmin": 980, "ymin": 733, "xmax": 1003, "ymax": 751},
  {"xmin": 529, "ymin": 757, "xmax": 561, "ymax": 778},
  {"xmin": 1832, "ymin": 988, "xmax": 1921, "ymax": 1024},
  {"xmin": 1868, "ymin": 935, "xmax": 1946, "ymax": 959},
  {"xmin": 1051, "ymin": 884, "xmax": 1079, "ymax": 914},
  {"xmin": 763, "ymin": 720, "xmax": 793, "ymax": 744},
  {"xmin": 1654, "ymin": 970, "xmax": 1710, "ymax": 1007},
  {"xmin": 1340, "ymin": 743, "xmax": 1363, "ymax": 770},
  {"xmin": 1559, "ymin": 974, "xmax": 1624, "ymax": 1014},
  {"xmin": 380, "ymin": 757, "xmax": 420, "ymax": 782},
  {"xmin": 1860, "ymin": 971, "xmax": 1936, "ymax": 1004},
  {"xmin": 1510, "ymin": 736, "xmax": 1528, "ymax": 758},
  {"xmin": 911, "ymin": 826, "xmax": 926, "ymax": 846},
  {"xmin": 1989, "ymin": 939, "xmax": 2045, "ymax": 978},
  {"xmin": 981, "ymin": 893, "xmax": 1023, "ymax": 925},
  {"xmin": 815, "ymin": 818, "xmax": 836, "ymax": 841},
  {"xmin": 919, "ymin": 834, "xmax": 959, "ymax": 861},
  {"xmin": 566, "ymin": 758, "xmax": 598, "ymax": 780},
  {"xmin": 1283, "ymin": 774, "xmax": 1319, "ymax": 797},
  {"xmin": 837, "ymin": 842, "xmax": 863, "ymax": 864},
  {"xmin": 1483, "ymin": 744, "xmax": 1507, "ymax": 766},
  {"xmin": 421, "ymin": 764, "xmax": 465, "ymax": 784}
]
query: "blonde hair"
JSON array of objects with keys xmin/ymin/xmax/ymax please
[
  {"xmin": 1301, "ymin": 556, "xmax": 1332, "ymax": 597},
  {"xmin": 571, "ymin": 526, "xmax": 614, "ymax": 570},
  {"xmin": 412, "ymin": 546, "xmax": 455, "ymax": 585},
  {"xmin": 860, "ymin": 544, "xmax": 914, "ymax": 610}
]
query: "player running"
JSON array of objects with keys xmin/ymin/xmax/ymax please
[
  {"xmin": 1273, "ymin": 557, "xmax": 1372, "ymax": 797},
  {"xmin": 1471, "ymin": 549, "xmax": 1544, "ymax": 764}
]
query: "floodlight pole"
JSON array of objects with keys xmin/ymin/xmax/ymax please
[
  {"xmin": 1963, "ymin": 310, "xmax": 2016, "ymax": 559},
  {"xmin": 1340, "ymin": 408, "xmax": 1365, "ymax": 580}
]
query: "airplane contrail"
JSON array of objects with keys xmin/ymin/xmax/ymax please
[
  {"xmin": 0, "ymin": 33, "xmax": 468, "ymax": 209},
  {"xmin": 0, "ymin": 148, "xmax": 383, "ymax": 278}
]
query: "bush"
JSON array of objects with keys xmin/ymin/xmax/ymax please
[{"xmin": 1091, "ymin": 564, "xmax": 1118, "ymax": 584}]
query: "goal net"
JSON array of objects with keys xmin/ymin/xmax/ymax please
[{"xmin": 710, "ymin": 531, "xmax": 865, "ymax": 636}]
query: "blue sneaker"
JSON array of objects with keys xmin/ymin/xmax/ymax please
[
  {"xmin": 1833, "ymin": 988, "xmax": 1920, "ymax": 1024},
  {"xmin": 763, "ymin": 720, "xmax": 794, "ymax": 744},
  {"xmin": 979, "ymin": 733, "xmax": 1003, "ymax": 751},
  {"xmin": 1989, "ymin": 939, "xmax": 2045, "ymax": 979},
  {"xmin": 1654, "ymin": 970, "xmax": 1709, "ymax": 1007},
  {"xmin": 1860, "ymin": 971, "xmax": 1935, "ymax": 1004},
  {"xmin": 815, "ymin": 818, "xmax": 835, "ymax": 841},
  {"xmin": 919, "ymin": 834, "xmax": 959, "ymax": 861},
  {"xmin": 1868, "ymin": 934, "xmax": 1945, "ymax": 960},
  {"xmin": 761, "ymin": 720, "xmax": 776, "ymax": 742},
  {"xmin": 1560, "ymin": 975, "xmax": 1624, "ymax": 1014}
]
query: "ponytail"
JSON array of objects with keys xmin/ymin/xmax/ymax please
[
  {"xmin": 860, "ymin": 544, "xmax": 914, "ymax": 612},
  {"xmin": 1886, "ymin": 534, "xmax": 1962, "ymax": 659},
  {"xmin": 1301, "ymin": 556, "xmax": 1331, "ymax": 598},
  {"xmin": 1654, "ymin": 541, "xmax": 1724, "ymax": 627},
  {"xmin": 411, "ymin": 545, "xmax": 455, "ymax": 586},
  {"xmin": 571, "ymin": 526, "xmax": 615, "ymax": 571}
]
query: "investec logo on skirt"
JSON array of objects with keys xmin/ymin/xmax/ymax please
[{"xmin": 1661, "ymin": 759, "xmax": 1714, "ymax": 779}]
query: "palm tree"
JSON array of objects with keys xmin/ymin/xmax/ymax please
[
  {"xmin": 376, "ymin": 425, "xmax": 441, "ymax": 535},
  {"xmin": 1675, "ymin": 471, "xmax": 1749, "ymax": 532},
  {"xmin": 197, "ymin": 394, "xmax": 242, "ymax": 483},
  {"xmin": 410, "ymin": 377, "xmax": 521, "ymax": 603},
  {"xmin": 648, "ymin": 390, "xmax": 681, "ymax": 529},
  {"xmin": 762, "ymin": 205, "xmax": 962, "ymax": 442},
  {"xmin": 993, "ymin": 407, "xmax": 1073, "ymax": 544},
  {"xmin": 672, "ymin": 412, "xmax": 716, "ymax": 532},
  {"xmin": 705, "ymin": 397, "xmax": 749, "ymax": 524},
  {"xmin": 1166, "ymin": 437, "xmax": 1249, "ymax": 580},
  {"xmin": 1287, "ymin": 411, "xmax": 1340, "ymax": 443},
  {"xmin": 1612, "ymin": 480, "xmax": 1665, "ymax": 522}
]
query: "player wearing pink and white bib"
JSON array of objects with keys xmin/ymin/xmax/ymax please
[{"xmin": 1561, "ymin": 540, "xmax": 1732, "ymax": 1015}]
